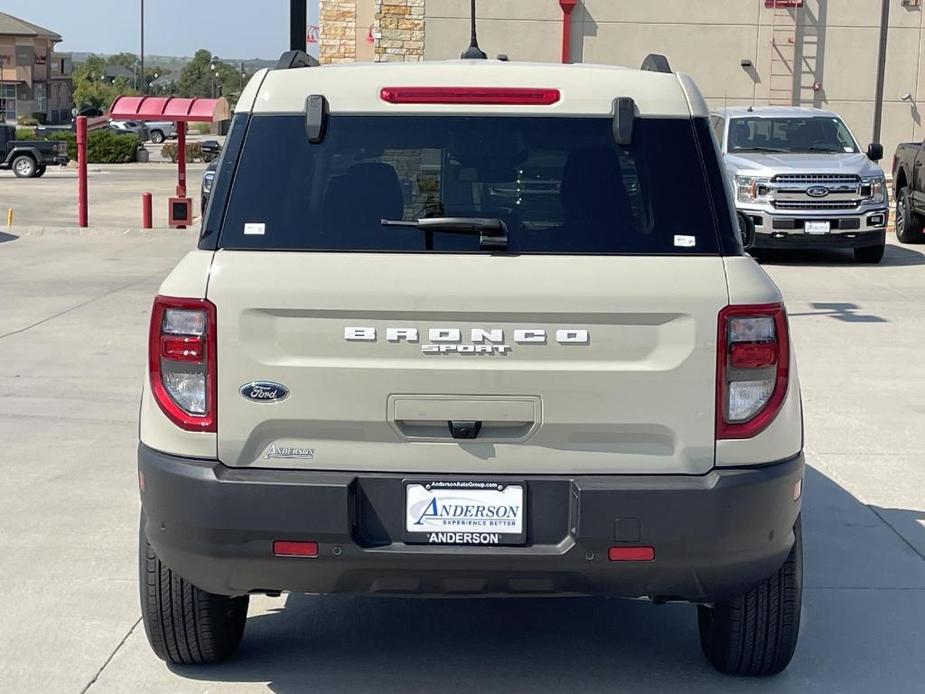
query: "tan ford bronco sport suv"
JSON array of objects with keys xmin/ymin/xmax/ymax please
[{"xmin": 138, "ymin": 50, "xmax": 805, "ymax": 675}]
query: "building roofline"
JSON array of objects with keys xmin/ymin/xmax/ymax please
[{"xmin": 0, "ymin": 11, "xmax": 62, "ymax": 41}]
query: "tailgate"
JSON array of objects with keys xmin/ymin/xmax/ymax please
[{"xmin": 209, "ymin": 252, "xmax": 726, "ymax": 475}]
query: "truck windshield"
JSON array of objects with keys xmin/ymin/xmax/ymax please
[
  {"xmin": 728, "ymin": 117, "xmax": 859, "ymax": 154},
  {"xmin": 216, "ymin": 115, "xmax": 727, "ymax": 255}
]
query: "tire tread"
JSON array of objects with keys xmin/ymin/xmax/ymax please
[
  {"xmin": 699, "ymin": 518, "xmax": 802, "ymax": 676},
  {"xmin": 139, "ymin": 515, "xmax": 248, "ymax": 664}
]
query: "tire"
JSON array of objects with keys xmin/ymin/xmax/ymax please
[
  {"xmin": 854, "ymin": 242, "xmax": 885, "ymax": 264},
  {"xmin": 139, "ymin": 514, "xmax": 249, "ymax": 664},
  {"xmin": 151, "ymin": 130, "xmax": 165, "ymax": 144},
  {"xmin": 34, "ymin": 166, "xmax": 46, "ymax": 178},
  {"xmin": 12, "ymin": 155, "xmax": 36, "ymax": 178},
  {"xmin": 698, "ymin": 517, "xmax": 802, "ymax": 676},
  {"xmin": 895, "ymin": 187, "xmax": 924, "ymax": 244}
]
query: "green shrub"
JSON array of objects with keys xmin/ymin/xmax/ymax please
[
  {"xmin": 25, "ymin": 129, "xmax": 137, "ymax": 163},
  {"xmin": 15, "ymin": 127, "xmax": 36, "ymax": 140},
  {"xmin": 161, "ymin": 141, "xmax": 204, "ymax": 163},
  {"xmin": 16, "ymin": 116, "xmax": 38, "ymax": 126},
  {"xmin": 87, "ymin": 129, "xmax": 138, "ymax": 163}
]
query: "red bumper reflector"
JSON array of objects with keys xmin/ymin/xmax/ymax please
[
  {"xmin": 608, "ymin": 546, "xmax": 655, "ymax": 562},
  {"xmin": 380, "ymin": 86, "xmax": 561, "ymax": 105},
  {"xmin": 730, "ymin": 342, "xmax": 778, "ymax": 369},
  {"xmin": 273, "ymin": 540, "xmax": 319, "ymax": 557}
]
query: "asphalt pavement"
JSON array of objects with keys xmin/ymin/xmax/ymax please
[
  {"xmin": 0, "ymin": 221, "xmax": 923, "ymax": 693},
  {"xmin": 0, "ymin": 162, "xmax": 208, "ymax": 229}
]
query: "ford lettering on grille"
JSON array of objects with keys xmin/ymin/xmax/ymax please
[{"xmin": 344, "ymin": 327, "xmax": 590, "ymax": 355}]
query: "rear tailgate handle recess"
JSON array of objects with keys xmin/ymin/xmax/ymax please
[
  {"xmin": 388, "ymin": 395, "xmax": 541, "ymax": 443},
  {"xmin": 448, "ymin": 420, "xmax": 482, "ymax": 439}
]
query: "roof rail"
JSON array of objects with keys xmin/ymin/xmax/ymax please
[
  {"xmin": 640, "ymin": 54, "xmax": 672, "ymax": 74},
  {"xmin": 276, "ymin": 50, "xmax": 320, "ymax": 70}
]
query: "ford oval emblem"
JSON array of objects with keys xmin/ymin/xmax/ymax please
[
  {"xmin": 806, "ymin": 186, "xmax": 830, "ymax": 198},
  {"xmin": 239, "ymin": 381, "xmax": 290, "ymax": 403}
]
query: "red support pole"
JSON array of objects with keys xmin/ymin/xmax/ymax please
[
  {"xmin": 142, "ymin": 193, "xmax": 153, "ymax": 229},
  {"xmin": 76, "ymin": 116, "xmax": 88, "ymax": 227},
  {"xmin": 559, "ymin": 0, "xmax": 578, "ymax": 64},
  {"xmin": 176, "ymin": 121, "xmax": 187, "ymax": 198}
]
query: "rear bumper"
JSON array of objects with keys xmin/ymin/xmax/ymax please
[{"xmin": 138, "ymin": 444, "xmax": 804, "ymax": 602}]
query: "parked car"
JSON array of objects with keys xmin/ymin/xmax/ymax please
[
  {"xmin": 139, "ymin": 52, "xmax": 804, "ymax": 676},
  {"xmin": 201, "ymin": 158, "xmax": 218, "ymax": 214},
  {"xmin": 108, "ymin": 120, "xmax": 151, "ymax": 142},
  {"xmin": 0, "ymin": 124, "xmax": 68, "ymax": 177},
  {"xmin": 200, "ymin": 139, "xmax": 222, "ymax": 163},
  {"xmin": 147, "ymin": 121, "xmax": 178, "ymax": 144},
  {"xmin": 891, "ymin": 140, "xmax": 925, "ymax": 244},
  {"xmin": 712, "ymin": 106, "xmax": 888, "ymax": 263}
]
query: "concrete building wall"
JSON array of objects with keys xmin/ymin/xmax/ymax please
[{"xmin": 320, "ymin": 0, "xmax": 925, "ymax": 159}]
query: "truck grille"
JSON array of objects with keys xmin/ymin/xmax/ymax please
[
  {"xmin": 773, "ymin": 200, "xmax": 861, "ymax": 210},
  {"xmin": 771, "ymin": 174, "xmax": 861, "ymax": 185}
]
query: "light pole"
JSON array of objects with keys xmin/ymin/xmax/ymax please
[
  {"xmin": 210, "ymin": 57, "xmax": 220, "ymax": 98},
  {"xmin": 140, "ymin": 0, "xmax": 145, "ymax": 94}
]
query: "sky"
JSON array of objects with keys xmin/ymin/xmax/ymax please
[{"xmin": 3, "ymin": 0, "xmax": 320, "ymax": 60}]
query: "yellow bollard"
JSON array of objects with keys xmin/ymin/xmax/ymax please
[{"xmin": 6, "ymin": 209, "xmax": 11, "ymax": 227}]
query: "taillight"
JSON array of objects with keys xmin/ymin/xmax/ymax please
[
  {"xmin": 716, "ymin": 304, "xmax": 789, "ymax": 439},
  {"xmin": 148, "ymin": 296, "xmax": 216, "ymax": 432},
  {"xmin": 379, "ymin": 87, "xmax": 561, "ymax": 105}
]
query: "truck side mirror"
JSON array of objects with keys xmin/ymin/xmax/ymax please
[
  {"xmin": 736, "ymin": 211, "xmax": 756, "ymax": 251},
  {"xmin": 867, "ymin": 143, "xmax": 884, "ymax": 162}
]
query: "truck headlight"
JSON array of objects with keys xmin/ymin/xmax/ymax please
[
  {"xmin": 862, "ymin": 176, "xmax": 885, "ymax": 204},
  {"xmin": 734, "ymin": 175, "xmax": 769, "ymax": 203}
]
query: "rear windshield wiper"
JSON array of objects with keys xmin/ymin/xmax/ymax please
[{"xmin": 381, "ymin": 217, "xmax": 509, "ymax": 251}]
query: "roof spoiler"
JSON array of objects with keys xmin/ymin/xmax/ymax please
[
  {"xmin": 640, "ymin": 53, "xmax": 672, "ymax": 74},
  {"xmin": 277, "ymin": 50, "xmax": 320, "ymax": 70}
]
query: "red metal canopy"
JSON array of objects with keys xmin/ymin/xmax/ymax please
[{"xmin": 108, "ymin": 96, "xmax": 230, "ymax": 122}]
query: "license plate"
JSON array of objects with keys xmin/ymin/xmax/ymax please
[
  {"xmin": 404, "ymin": 481, "xmax": 526, "ymax": 545},
  {"xmin": 805, "ymin": 221, "xmax": 830, "ymax": 235}
]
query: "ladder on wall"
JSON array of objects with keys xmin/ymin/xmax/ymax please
[{"xmin": 767, "ymin": 1, "xmax": 800, "ymax": 106}]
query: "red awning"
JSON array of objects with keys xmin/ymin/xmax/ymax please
[{"xmin": 108, "ymin": 96, "xmax": 231, "ymax": 122}]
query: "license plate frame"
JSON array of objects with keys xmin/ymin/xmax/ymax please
[
  {"xmin": 403, "ymin": 480, "xmax": 527, "ymax": 546},
  {"xmin": 805, "ymin": 220, "xmax": 831, "ymax": 235}
]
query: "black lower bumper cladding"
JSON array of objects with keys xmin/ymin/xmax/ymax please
[{"xmin": 139, "ymin": 444, "xmax": 803, "ymax": 602}]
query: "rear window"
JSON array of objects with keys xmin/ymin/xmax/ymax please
[{"xmin": 216, "ymin": 115, "xmax": 724, "ymax": 254}]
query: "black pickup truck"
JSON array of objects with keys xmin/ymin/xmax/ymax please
[
  {"xmin": 0, "ymin": 125, "xmax": 69, "ymax": 178},
  {"xmin": 893, "ymin": 140, "xmax": 925, "ymax": 244}
]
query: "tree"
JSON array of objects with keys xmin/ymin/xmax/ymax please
[
  {"xmin": 176, "ymin": 49, "xmax": 214, "ymax": 98},
  {"xmin": 72, "ymin": 54, "xmax": 143, "ymax": 109}
]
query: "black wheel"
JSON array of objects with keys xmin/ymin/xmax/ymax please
[
  {"xmin": 12, "ymin": 155, "xmax": 36, "ymax": 178},
  {"xmin": 854, "ymin": 242, "xmax": 885, "ymax": 264},
  {"xmin": 895, "ymin": 187, "xmax": 924, "ymax": 244},
  {"xmin": 698, "ymin": 517, "xmax": 802, "ymax": 676},
  {"xmin": 139, "ymin": 514, "xmax": 249, "ymax": 664},
  {"xmin": 34, "ymin": 166, "xmax": 46, "ymax": 178},
  {"xmin": 151, "ymin": 130, "xmax": 165, "ymax": 144}
]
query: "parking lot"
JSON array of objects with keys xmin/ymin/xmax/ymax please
[
  {"xmin": 0, "ymin": 161, "xmax": 209, "ymax": 229},
  {"xmin": 1, "ymin": 170, "xmax": 924, "ymax": 693}
]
